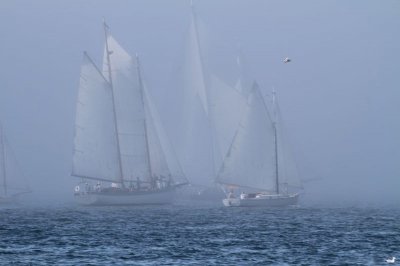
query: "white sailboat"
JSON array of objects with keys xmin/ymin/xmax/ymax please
[
  {"xmin": 217, "ymin": 84, "xmax": 301, "ymax": 207},
  {"xmin": 72, "ymin": 23, "xmax": 187, "ymax": 206},
  {"xmin": 0, "ymin": 124, "xmax": 31, "ymax": 204}
]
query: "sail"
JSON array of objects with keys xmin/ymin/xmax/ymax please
[
  {"xmin": 72, "ymin": 53, "xmax": 122, "ymax": 181},
  {"xmin": 217, "ymin": 84, "xmax": 276, "ymax": 191},
  {"xmin": 143, "ymin": 86, "xmax": 170, "ymax": 179},
  {"xmin": 185, "ymin": 7, "xmax": 209, "ymax": 116},
  {"xmin": 103, "ymin": 34, "xmax": 151, "ymax": 182},
  {"xmin": 177, "ymin": 92, "xmax": 215, "ymax": 187},
  {"xmin": 234, "ymin": 47, "xmax": 251, "ymax": 96},
  {"xmin": 208, "ymin": 75, "xmax": 247, "ymax": 168},
  {"xmin": 143, "ymin": 85, "xmax": 186, "ymax": 184},
  {"xmin": 169, "ymin": 8, "xmax": 215, "ymax": 187}
]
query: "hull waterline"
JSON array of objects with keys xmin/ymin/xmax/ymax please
[{"xmin": 74, "ymin": 187, "xmax": 176, "ymax": 206}]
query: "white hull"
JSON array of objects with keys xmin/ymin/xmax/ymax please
[
  {"xmin": 74, "ymin": 188, "xmax": 176, "ymax": 206},
  {"xmin": 222, "ymin": 193, "xmax": 299, "ymax": 207}
]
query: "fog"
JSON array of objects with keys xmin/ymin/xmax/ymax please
[{"xmin": 0, "ymin": 0, "xmax": 399, "ymax": 206}]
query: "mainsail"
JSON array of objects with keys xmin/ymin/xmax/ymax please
[
  {"xmin": 217, "ymin": 84, "xmax": 277, "ymax": 192},
  {"xmin": 102, "ymin": 29, "xmax": 151, "ymax": 183},
  {"xmin": 72, "ymin": 53, "xmax": 122, "ymax": 182}
]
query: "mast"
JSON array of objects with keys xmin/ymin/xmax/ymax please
[
  {"xmin": 272, "ymin": 88, "xmax": 279, "ymax": 194},
  {"xmin": 0, "ymin": 125, "xmax": 7, "ymax": 196},
  {"xmin": 190, "ymin": 3, "xmax": 219, "ymax": 179},
  {"xmin": 103, "ymin": 21, "xmax": 125, "ymax": 187},
  {"xmin": 136, "ymin": 54, "xmax": 154, "ymax": 186}
]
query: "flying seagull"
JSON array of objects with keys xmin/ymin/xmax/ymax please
[{"xmin": 284, "ymin": 57, "xmax": 291, "ymax": 63}]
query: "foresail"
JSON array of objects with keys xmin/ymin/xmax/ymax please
[
  {"xmin": 143, "ymin": 86, "xmax": 170, "ymax": 179},
  {"xmin": 103, "ymin": 35, "xmax": 151, "ymax": 182},
  {"xmin": 217, "ymin": 85, "xmax": 276, "ymax": 191},
  {"xmin": 143, "ymin": 86, "xmax": 187, "ymax": 184},
  {"xmin": 208, "ymin": 75, "xmax": 247, "ymax": 168},
  {"xmin": 72, "ymin": 53, "xmax": 122, "ymax": 181}
]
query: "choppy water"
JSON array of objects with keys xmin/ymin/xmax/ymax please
[{"xmin": 0, "ymin": 204, "xmax": 399, "ymax": 265}]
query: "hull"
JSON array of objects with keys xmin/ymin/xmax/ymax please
[
  {"xmin": 74, "ymin": 187, "xmax": 176, "ymax": 206},
  {"xmin": 223, "ymin": 193, "xmax": 299, "ymax": 207}
]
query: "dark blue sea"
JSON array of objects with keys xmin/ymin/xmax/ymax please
[{"xmin": 0, "ymin": 204, "xmax": 399, "ymax": 265}]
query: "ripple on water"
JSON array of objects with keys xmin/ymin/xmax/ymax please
[{"xmin": 0, "ymin": 206, "xmax": 399, "ymax": 265}]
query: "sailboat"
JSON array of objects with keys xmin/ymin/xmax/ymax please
[
  {"xmin": 0, "ymin": 124, "xmax": 31, "ymax": 204},
  {"xmin": 217, "ymin": 84, "xmax": 302, "ymax": 207},
  {"xmin": 72, "ymin": 22, "xmax": 187, "ymax": 206}
]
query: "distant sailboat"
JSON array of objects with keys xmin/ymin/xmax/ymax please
[
  {"xmin": 0, "ymin": 124, "xmax": 31, "ymax": 204},
  {"xmin": 217, "ymin": 84, "xmax": 302, "ymax": 207},
  {"xmin": 72, "ymin": 22, "xmax": 187, "ymax": 206}
]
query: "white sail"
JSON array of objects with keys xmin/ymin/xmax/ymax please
[
  {"xmin": 234, "ymin": 48, "xmax": 251, "ymax": 96},
  {"xmin": 177, "ymin": 92, "xmax": 214, "ymax": 187},
  {"xmin": 208, "ymin": 75, "xmax": 247, "ymax": 168},
  {"xmin": 103, "ymin": 34, "xmax": 151, "ymax": 182},
  {"xmin": 72, "ymin": 53, "xmax": 122, "ymax": 181},
  {"xmin": 217, "ymin": 84, "xmax": 276, "ymax": 191},
  {"xmin": 170, "ymin": 8, "xmax": 215, "ymax": 187},
  {"xmin": 143, "ymin": 86, "xmax": 170, "ymax": 179},
  {"xmin": 185, "ymin": 8, "xmax": 209, "ymax": 116},
  {"xmin": 143, "ymin": 85, "xmax": 186, "ymax": 183}
]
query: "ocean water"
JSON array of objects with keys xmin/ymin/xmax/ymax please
[{"xmin": 0, "ymin": 204, "xmax": 399, "ymax": 265}]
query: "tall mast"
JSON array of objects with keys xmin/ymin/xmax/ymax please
[
  {"xmin": 103, "ymin": 20, "xmax": 125, "ymax": 187},
  {"xmin": 272, "ymin": 88, "xmax": 279, "ymax": 194},
  {"xmin": 0, "ymin": 125, "xmax": 7, "ymax": 196},
  {"xmin": 191, "ymin": 3, "xmax": 219, "ymax": 179},
  {"xmin": 136, "ymin": 54, "xmax": 154, "ymax": 185}
]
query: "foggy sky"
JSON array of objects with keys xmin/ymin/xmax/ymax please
[{"xmin": 0, "ymin": 0, "xmax": 399, "ymax": 206}]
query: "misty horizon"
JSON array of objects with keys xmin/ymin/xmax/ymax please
[{"xmin": 0, "ymin": 0, "xmax": 399, "ymax": 207}]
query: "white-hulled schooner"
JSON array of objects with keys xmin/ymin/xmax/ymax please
[
  {"xmin": 217, "ymin": 84, "xmax": 302, "ymax": 207},
  {"xmin": 0, "ymin": 124, "xmax": 31, "ymax": 205},
  {"xmin": 72, "ymin": 23, "xmax": 187, "ymax": 206}
]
